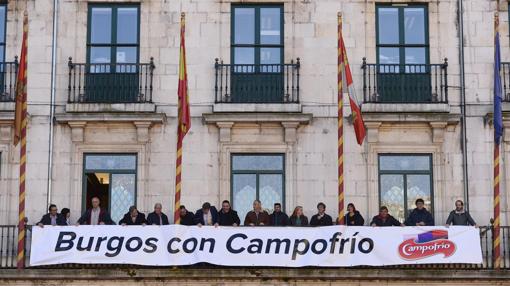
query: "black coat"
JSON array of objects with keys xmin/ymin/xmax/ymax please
[
  {"xmin": 119, "ymin": 212, "xmax": 147, "ymax": 225},
  {"xmin": 370, "ymin": 215, "xmax": 401, "ymax": 227},
  {"xmin": 404, "ymin": 208, "xmax": 434, "ymax": 226},
  {"xmin": 77, "ymin": 208, "xmax": 115, "ymax": 225},
  {"xmin": 37, "ymin": 213, "xmax": 66, "ymax": 226},
  {"xmin": 310, "ymin": 213, "xmax": 333, "ymax": 226},
  {"xmin": 289, "ymin": 215, "xmax": 308, "ymax": 226},
  {"xmin": 147, "ymin": 212, "xmax": 170, "ymax": 225},
  {"xmin": 269, "ymin": 211, "xmax": 290, "ymax": 226},
  {"xmin": 344, "ymin": 211, "xmax": 365, "ymax": 226},
  {"xmin": 180, "ymin": 211, "xmax": 195, "ymax": 226},
  {"xmin": 218, "ymin": 210, "xmax": 241, "ymax": 226}
]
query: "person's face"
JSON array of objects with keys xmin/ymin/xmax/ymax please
[
  {"xmin": 380, "ymin": 209, "xmax": 388, "ymax": 217},
  {"xmin": 222, "ymin": 202, "xmax": 230, "ymax": 212},
  {"xmin": 203, "ymin": 208, "xmax": 210, "ymax": 215},
  {"xmin": 91, "ymin": 198, "xmax": 100, "ymax": 208},
  {"xmin": 347, "ymin": 205, "xmax": 354, "ymax": 212},
  {"xmin": 416, "ymin": 202, "xmax": 424, "ymax": 210},
  {"xmin": 253, "ymin": 202, "xmax": 261, "ymax": 211},
  {"xmin": 296, "ymin": 208, "xmax": 303, "ymax": 216},
  {"xmin": 318, "ymin": 205, "xmax": 325, "ymax": 214},
  {"xmin": 49, "ymin": 207, "xmax": 58, "ymax": 216},
  {"xmin": 274, "ymin": 205, "xmax": 281, "ymax": 213},
  {"xmin": 65, "ymin": 212, "xmax": 70, "ymax": 218},
  {"xmin": 180, "ymin": 208, "xmax": 187, "ymax": 217},
  {"xmin": 455, "ymin": 201, "xmax": 463, "ymax": 211},
  {"xmin": 154, "ymin": 205, "xmax": 162, "ymax": 214},
  {"xmin": 130, "ymin": 209, "xmax": 138, "ymax": 217}
]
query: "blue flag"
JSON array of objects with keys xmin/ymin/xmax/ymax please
[{"xmin": 494, "ymin": 29, "xmax": 503, "ymax": 145}]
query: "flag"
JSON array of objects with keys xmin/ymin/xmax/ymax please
[
  {"xmin": 494, "ymin": 17, "xmax": 503, "ymax": 145},
  {"xmin": 339, "ymin": 31, "xmax": 366, "ymax": 145},
  {"xmin": 174, "ymin": 12, "xmax": 190, "ymax": 224}
]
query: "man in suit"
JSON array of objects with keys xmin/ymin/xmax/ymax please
[
  {"xmin": 147, "ymin": 203, "xmax": 170, "ymax": 225},
  {"xmin": 194, "ymin": 202, "xmax": 219, "ymax": 226},
  {"xmin": 37, "ymin": 204, "xmax": 66, "ymax": 227},
  {"xmin": 179, "ymin": 205, "xmax": 195, "ymax": 225},
  {"xmin": 119, "ymin": 206, "xmax": 147, "ymax": 225},
  {"xmin": 310, "ymin": 202, "xmax": 333, "ymax": 226},
  {"xmin": 77, "ymin": 197, "xmax": 115, "ymax": 225}
]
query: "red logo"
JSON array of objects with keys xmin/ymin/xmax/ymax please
[{"xmin": 398, "ymin": 231, "xmax": 456, "ymax": 260}]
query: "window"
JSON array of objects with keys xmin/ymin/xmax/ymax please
[
  {"xmin": 87, "ymin": 4, "xmax": 139, "ymax": 73},
  {"xmin": 83, "ymin": 154, "xmax": 137, "ymax": 224},
  {"xmin": 0, "ymin": 4, "xmax": 6, "ymax": 65},
  {"xmin": 378, "ymin": 154, "xmax": 433, "ymax": 222},
  {"xmin": 231, "ymin": 154, "xmax": 285, "ymax": 220}
]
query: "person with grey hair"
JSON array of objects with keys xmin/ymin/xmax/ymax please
[
  {"xmin": 147, "ymin": 203, "xmax": 170, "ymax": 225},
  {"xmin": 119, "ymin": 205, "xmax": 147, "ymax": 225},
  {"xmin": 244, "ymin": 200, "xmax": 270, "ymax": 226}
]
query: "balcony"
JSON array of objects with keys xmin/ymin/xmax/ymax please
[
  {"xmin": 0, "ymin": 59, "xmax": 18, "ymax": 111},
  {"xmin": 362, "ymin": 58, "xmax": 448, "ymax": 104},
  {"xmin": 67, "ymin": 57, "xmax": 155, "ymax": 104},
  {"xmin": 500, "ymin": 62, "xmax": 510, "ymax": 102}
]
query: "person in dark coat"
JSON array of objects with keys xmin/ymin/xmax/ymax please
[
  {"xmin": 60, "ymin": 208, "xmax": 71, "ymax": 226},
  {"xmin": 218, "ymin": 200, "xmax": 241, "ymax": 226},
  {"xmin": 446, "ymin": 200, "xmax": 477, "ymax": 226},
  {"xmin": 77, "ymin": 197, "xmax": 114, "ymax": 225},
  {"xmin": 289, "ymin": 206, "xmax": 309, "ymax": 226},
  {"xmin": 310, "ymin": 202, "xmax": 333, "ymax": 226},
  {"xmin": 244, "ymin": 200, "xmax": 270, "ymax": 226},
  {"xmin": 119, "ymin": 206, "xmax": 147, "ymax": 225},
  {"xmin": 147, "ymin": 203, "xmax": 170, "ymax": 225},
  {"xmin": 37, "ymin": 204, "xmax": 66, "ymax": 227},
  {"xmin": 344, "ymin": 203, "xmax": 365, "ymax": 226},
  {"xmin": 194, "ymin": 202, "xmax": 219, "ymax": 226},
  {"xmin": 371, "ymin": 206, "xmax": 404, "ymax": 227},
  {"xmin": 179, "ymin": 205, "xmax": 195, "ymax": 226},
  {"xmin": 405, "ymin": 198, "xmax": 434, "ymax": 226},
  {"xmin": 269, "ymin": 203, "xmax": 289, "ymax": 226}
]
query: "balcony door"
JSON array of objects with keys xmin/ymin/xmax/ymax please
[
  {"xmin": 376, "ymin": 5, "xmax": 430, "ymax": 102},
  {"xmin": 86, "ymin": 5, "xmax": 140, "ymax": 103},
  {"xmin": 231, "ymin": 5, "xmax": 284, "ymax": 103}
]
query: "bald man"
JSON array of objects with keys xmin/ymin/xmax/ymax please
[{"xmin": 147, "ymin": 203, "xmax": 170, "ymax": 225}]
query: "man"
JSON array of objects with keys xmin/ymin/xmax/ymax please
[
  {"xmin": 446, "ymin": 200, "xmax": 477, "ymax": 226},
  {"xmin": 194, "ymin": 202, "xmax": 219, "ymax": 226},
  {"xmin": 179, "ymin": 205, "xmax": 195, "ymax": 226},
  {"xmin": 370, "ymin": 206, "xmax": 404, "ymax": 227},
  {"xmin": 147, "ymin": 203, "xmax": 170, "ymax": 225},
  {"xmin": 244, "ymin": 200, "xmax": 270, "ymax": 226},
  {"xmin": 404, "ymin": 198, "xmax": 434, "ymax": 226},
  {"xmin": 269, "ymin": 203, "xmax": 289, "ymax": 226},
  {"xmin": 77, "ymin": 197, "xmax": 114, "ymax": 225},
  {"xmin": 37, "ymin": 204, "xmax": 66, "ymax": 227},
  {"xmin": 119, "ymin": 206, "xmax": 147, "ymax": 225},
  {"xmin": 310, "ymin": 202, "xmax": 333, "ymax": 226},
  {"xmin": 218, "ymin": 200, "xmax": 240, "ymax": 226}
]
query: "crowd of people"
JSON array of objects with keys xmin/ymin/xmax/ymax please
[{"xmin": 37, "ymin": 197, "xmax": 477, "ymax": 227}]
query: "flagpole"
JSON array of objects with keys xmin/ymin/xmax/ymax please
[
  {"xmin": 493, "ymin": 11, "xmax": 501, "ymax": 270},
  {"xmin": 337, "ymin": 12, "xmax": 345, "ymax": 225},
  {"xmin": 16, "ymin": 11, "xmax": 28, "ymax": 270}
]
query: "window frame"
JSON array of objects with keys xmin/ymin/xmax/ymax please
[
  {"xmin": 230, "ymin": 4, "xmax": 284, "ymax": 73},
  {"xmin": 86, "ymin": 3, "xmax": 140, "ymax": 70},
  {"xmin": 230, "ymin": 153, "xmax": 286, "ymax": 215},
  {"xmin": 375, "ymin": 4, "xmax": 430, "ymax": 70},
  {"xmin": 377, "ymin": 153, "xmax": 434, "ymax": 221},
  {"xmin": 0, "ymin": 3, "xmax": 6, "ymax": 65}
]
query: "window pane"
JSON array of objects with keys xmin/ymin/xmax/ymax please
[
  {"xmin": 232, "ymin": 155, "xmax": 284, "ymax": 171},
  {"xmin": 379, "ymin": 47, "xmax": 400, "ymax": 73},
  {"xmin": 260, "ymin": 48, "xmax": 281, "ymax": 73},
  {"xmin": 259, "ymin": 174, "xmax": 283, "ymax": 214},
  {"xmin": 116, "ymin": 47, "xmax": 137, "ymax": 72},
  {"xmin": 378, "ymin": 7, "xmax": 399, "ymax": 44},
  {"xmin": 234, "ymin": 47, "xmax": 255, "ymax": 72},
  {"xmin": 406, "ymin": 174, "xmax": 432, "ymax": 215},
  {"xmin": 90, "ymin": 8, "xmax": 112, "ymax": 44},
  {"xmin": 380, "ymin": 174, "xmax": 405, "ymax": 222},
  {"xmin": 90, "ymin": 47, "xmax": 111, "ymax": 73},
  {"xmin": 404, "ymin": 8, "xmax": 425, "ymax": 44},
  {"xmin": 405, "ymin": 47, "xmax": 426, "ymax": 72},
  {"xmin": 117, "ymin": 8, "xmax": 138, "ymax": 44},
  {"xmin": 85, "ymin": 154, "xmax": 137, "ymax": 170},
  {"xmin": 234, "ymin": 8, "xmax": 255, "ymax": 44},
  {"xmin": 233, "ymin": 174, "xmax": 257, "ymax": 221},
  {"xmin": 379, "ymin": 155, "xmax": 430, "ymax": 171},
  {"xmin": 110, "ymin": 174, "xmax": 136, "ymax": 224},
  {"xmin": 260, "ymin": 8, "xmax": 281, "ymax": 45},
  {"xmin": 0, "ymin": 6, "xmax": 6, "ymax": 44}
]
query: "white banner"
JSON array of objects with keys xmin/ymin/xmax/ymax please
[{"xmin": 30, "ymin": 225, "xmax": 482, "ymax": 267}]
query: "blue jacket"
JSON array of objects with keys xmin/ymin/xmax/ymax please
[
  {"xmin": 194, "ymin": 206, "xmax": 219, "ymax": 225},
  {"xmin": 404, "ymin": 208, "xmax": 434, "ymax": 226}
]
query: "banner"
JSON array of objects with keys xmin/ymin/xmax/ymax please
[{"xmin": 30, "ymin": 225, "xmax": 482, "ymax": 267}]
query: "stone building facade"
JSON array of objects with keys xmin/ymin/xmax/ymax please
[{"xmin": 0, "ymin": 0, "xmax": 508, "ymax": 232}]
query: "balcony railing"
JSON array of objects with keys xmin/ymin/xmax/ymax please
[
  {"xmin": 67, "ymin": 57, "xmax": 155, "ymax": 104},
  {"xmin": 0, "ymin": 224, "xmax": 508, "ymax": 269},
  {"xmin": 362, "ymin": 58, "xmax": 448, "ymax": 104},
  {"xmin": 500, "ymin": 62, "xmax": 510, "ymax": 101},
  {"xmin": 215, "ymin": 59, "xmax": 300, "ymax": 104},
  {"xmin": 0, "ymin": 59, "xmax": 18, "ymax": 102}
]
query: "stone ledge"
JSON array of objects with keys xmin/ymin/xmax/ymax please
[
  {"xmin": 0, "ymin": 102, "xmax": 14, "ymax": 112},
  {"xmin": 363, "ymin": 113, "xmax": 461, "ymax": 124},
  {"xmin": 213, "ymin": 103, "xmax": 302, "ymax": 113},
  {"xmin": 55, "ymin": 112, "xmax": 166, "ymax": 124},
  {"xmin": 362, "ymin": 103, "xmax": 451, "ymax": 113},
  {"xmin": 65, "ymin": 103, "xmax": 156, "ymax": 113},
  {"xmin": 202, "ymin": 112, "xmax": 312, "ymax": 124}
]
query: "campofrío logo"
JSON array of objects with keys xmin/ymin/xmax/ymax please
[{"xmin": 398, "ymin": 230, "xmax": 455, "ymax": 260}]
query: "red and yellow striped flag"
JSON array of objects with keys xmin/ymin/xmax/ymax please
[
  {"xmin": 174, "ymin": 13, "xmax": 191, "ymax": 224},
  {"xmin": 14, "ymin": 11, "xmax": 28, "ymax": 269}
]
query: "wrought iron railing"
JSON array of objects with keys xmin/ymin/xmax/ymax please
[
  {"xmin": 214, "ymin": 59, "xmax": 300, "ymax": 104},
  {"xmin": 500, "ymin": 62, "xmax": 510, "ymax": 101},
  {"xmin": 67, "ymin": 57, "xmax": 155, "ymax": 104},
  {"xmin": 0, "ymin": 59, "xmax": 19, "ymax": 102},
  {"xmin": 362, "ymin": 58, "xmax": 448, "ymax": 104}
]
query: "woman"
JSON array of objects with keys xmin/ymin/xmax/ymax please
[
  {"xmin": 60, "ymin": 208, "xmax": 71, "ymax": 225},
  {"xmin": 289, "ymin": 206, "xmax": 308, "ymax": 226},
  {"xmin": 344, "ymin": 203, "xmax": 365, "ymax": 226}
]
